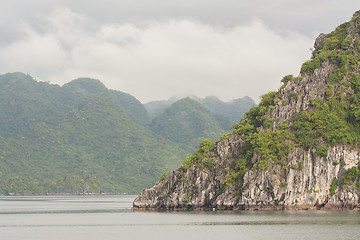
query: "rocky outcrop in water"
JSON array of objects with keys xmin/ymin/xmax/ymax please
[
  {"xmin": 133, "ymin": 11, "xmax": 360, "ymax": 210},
  {"xmin": 134, "ymin": 138, "xmax": 359, "ymax": 210}
]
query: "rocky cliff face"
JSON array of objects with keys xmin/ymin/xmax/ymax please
[
  {"xmin": 134, "ymin": 138, "xmax": 359, "ymax": 210},
  {"xmin": 133, "ymin": 11, "xmax": 360, "ymax": 210}
]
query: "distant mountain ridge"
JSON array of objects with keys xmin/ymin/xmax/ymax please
[
  {"xmin": 0, "ymin": 72, "xmax": 255, "ymax": 195},
  {"xmin": 144, "ymin": 95, "xmax": 256, "ymax": 124},
  {"xmin": 0, "ymin": 73, "xmax": 185, "ymax": 194},
  {"xmin": 146, "ymin": 95, "xmax": 256, "ymax": 152},
  {"xmin": 150, "ymin": 98, "xmax": 231, "ymax": 152}
]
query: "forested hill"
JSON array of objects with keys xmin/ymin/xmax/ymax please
[
  {"xmin": 0, "ymin": 72, "xmax": 255, "ymax": 195},
  {"xmin": 145, "ymin": 95, "xmax": 256, "ymax": 124},
  {"xmin": 146, "ymin": 96, "xmax": 256, "ymax": 153},
  {"xmin": 150, "ymin": 98, "xmax": 231, "ymax": 153},
  {"xmin": 0, "ymin": 73, "xmax": 186, "ymax": 194}
]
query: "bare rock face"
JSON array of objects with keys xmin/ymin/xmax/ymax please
[
  {"xmin": 133, "ymin": 12, "xmax": 360, "ymax": 211},
  {"xmin": 239, "ymin": 145, "xmax": 359, "ymax": 210},
  {"xmin": 133, "ymin": 134, "xmax": 244, "ymax": 210},
  {"xmin": 134, "ymin": 139, "xmax": 360, "ymax": 210},
  {"xmin": 270, "ymin": 61, "xmax": 335, "ymax": 129},
  {"xmin": 314, "ymin": 33, "xmax": 327, "ymax": 49}
]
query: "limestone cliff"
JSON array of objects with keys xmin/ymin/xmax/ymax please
[{"xmin": 133, "ymin": 11, "xmax": 360, "ymax": 210}]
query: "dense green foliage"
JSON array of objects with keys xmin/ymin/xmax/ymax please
[
  {"xmin": 220, "ymin": 12, "xmax": 360, "ymax": 189},
  {"xmin": 183, "ymin": 139, "xmax": 216, "ymax": 170},
  {"xmin": 300, "ymin": 21, "xmax": 353, "ymax": 76},
  {"xmin": 340, "ymin": 166, "xmax": 360, "ymax": 189},
  {"xmin": 109, "ymin": 90, "xmax": 151, "ymax": 125},
  {"xmin": 150, "ymin": 98, "xmax": 231, "ymax": 153},
  {"xmin": 291, "ymin": 98, "xmax": 360, "ymax": 154},
  {"xmin": 146, "ymin": 96, "xmax": 255, "ymax": 158},
  {"xmin": 231, "ymin": 93, "xmax": 294, "ymax": 172},
  {"xmin": 0, "ymin": 73, "xmax": 187, "ymax": 194},
  {"xmin": 293, "ymin": 12, "xmax": 360, "ymax": 153},
  {"xmin": 330, "ymin": 165, "xmax": 360, "ymax": 195},
  {"xmin": 0, "ymin": 73, "xmax": 255, "ymax": 195},
  {"xmin": 222, "ymin": 158, "xmax": 249, "ymax": 189}
]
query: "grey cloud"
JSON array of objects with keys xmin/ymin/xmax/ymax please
[
  {"xmin": 1, "ymin": 1, "xmax": 359, "ymax": 36},
  {"xmin": 0, "ymin": 8, "xmax": 314, "ymax": 103},
  {"xmin": 0, "ymin": 1, "xmax": 359, "ymax": 102}
]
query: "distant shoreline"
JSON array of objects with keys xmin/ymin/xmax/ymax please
[
  {"xmin": 133, "ymin": 205, "xmax": 360, "ymax": 211},
  {"xmin": 0, "ymin": 192, "xmax": 130, "ymax": 196}
]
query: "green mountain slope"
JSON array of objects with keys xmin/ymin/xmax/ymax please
[
  {"xmin": 144, "ymin": 98, "xmax": 177, "ymax": 119},
  {"xmin": 144, "ymin": 95, "xmax": 256, "ymax": 124},
  {"xmin": 150, "ymin": 98, "xmax": 231, "ymax": 152},
  {"xmin": 201, "ymin": 96, "xmax": 256, "ymax": 124},
  {"xmin": 110, "ymin": 90, "xmax": 150, "ymax": 125},
  {"xmin": 0, "ymin": 73, "xmax": 69, "ymax": 137},
  {"xmin": 0, "ymin": 73, "xmax": 186, "ymax": 195}
]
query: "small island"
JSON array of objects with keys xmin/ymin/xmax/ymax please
[{"xmin": 134, "ymin": 11, "xmax": 360, "ymax": 211}]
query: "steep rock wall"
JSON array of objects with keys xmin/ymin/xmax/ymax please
[{"xmin": 133, "ymin": 135, "xmax": 360, "ymax": 210}]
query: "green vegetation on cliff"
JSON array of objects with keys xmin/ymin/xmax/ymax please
[
  {"xmin": 192, "ymin": 11, "xmax": 360, "ymax": 191},
  {"xmin": 134, "ymin": 11, "xmax": 360, "ymax": 211}
]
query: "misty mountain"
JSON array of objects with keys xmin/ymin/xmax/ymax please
[
  {"xmin": 150, "ymin": 98, "xmax": 231, "ymax": 152},
  {"xmin": 63, "ymin": 78, "xmax": 151, "ymax": 125},
  {"xmin": 199, "ymin": 96, "xmax": 256, "ymax": 124},
  {"xmin": 109, "ymin": 90, "xmax": 151, "ymax": 125},
  {"xmin": 145, "ymin": 95, "xmax": 256, "ymax": 124},
  {"xmin": 143, "ymin": 97, "xmax": 179, "ymax": 119}
]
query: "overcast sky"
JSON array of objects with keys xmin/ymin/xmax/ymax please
[{"xmin": 0, "ymin": 1, "xmax": 359, "ymax": 103}]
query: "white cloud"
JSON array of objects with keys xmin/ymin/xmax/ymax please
[{"xmin": 0, "ymin": 7, "xmax": 313, "ymax": 103}]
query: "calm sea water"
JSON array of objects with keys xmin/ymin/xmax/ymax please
[{"xmin": 0, "ymin": 195, "xmax": 359, "ymax": 240}]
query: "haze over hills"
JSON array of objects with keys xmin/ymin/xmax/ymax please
[
  {"xmin": 150, "ymin": 98, "xmax": 231, "ymax": 153},
  {"xmin": 145, "ymin": 95, "xmax": 256, "ymax": 124},
  {"xmin": 0, "ymin": 72, "xmax": 255, "ymax": 195},
  {"xmin": 198, "ymin": 96, "xmax": 256, "ymax": 124}
]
